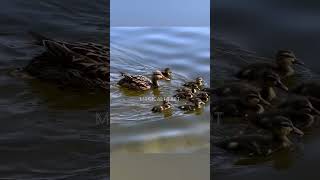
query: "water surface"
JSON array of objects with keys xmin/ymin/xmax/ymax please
[
  {"xmin": 0, "ymin": 0, "xmax": 108, "ymax": 179},
  {"xmin": 110, "ymin": 27, "xmax": 210, "ymax": 153},
  {"xmin": 212, "ymin": 1, "xmax": 320, "ymax": 179}
]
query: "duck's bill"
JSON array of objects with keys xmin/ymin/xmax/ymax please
[
  {"xmin": 292, "ymin": 126, "xmax": 304, "ymax": 136},
  {"xmin": 276, "ymin": 81, "xmax": 289, "ymax": 91},
  {"xmin": 295, "ymin": 59, "xmax": 305, "ymax": 65}
]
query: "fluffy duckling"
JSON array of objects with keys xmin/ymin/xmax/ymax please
[
  {"xmin": 206, "ymin": 82, "xmax": 270, "ymax": 105},
  {"xmin": 268, "ymin": 96, "xmax": 320, "ymax": 128},
  {"xmin": 178, "ymin": 98, "xmax": 205, "ymax": 111},
  {"xmin": 118, "ymin": 71, "xmax": 166, "ymax": 91},
  {"xmin": 213, "ymin": 93, "xmax": 270, "ymax": 117},
  {"xmin": 252, "ymin": 115, "xmax": 304, "ymax": 136},
  {"xmin": 195, "ymin": 91, "xmax": 209, "ymax": 103},
  {"xmin": 236, "ymin": 50, "xmax": 304, "ymax": 79},
  {"xmin": 292, "ymin": 81, "xmax": 320, "ymax": 109},
  {"xmin": 151, "ymin": 100, "xmax": 173, "ymax": 113},
  {"xmin": 251, "ymin": 70, "xmax": 288, "ymax": 102},
  {"xmin": 183, "ymin": 77, "xmax": 205, "ymax": 90},
  {"xmin": 214, "ymin": 116, "xmax": 304, "ymax": 156},
  {"xmin": 173, "ymin": 90, "xmax": 194, "ymax": 100},
  {"xmin": 279, "ymin": 96, "xmax": 320, "ymax": 115},
  {"xmin": 176, "ymin": 86, "xmax": 199, "ymax": 94}
]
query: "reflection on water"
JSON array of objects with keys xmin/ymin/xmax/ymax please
[
  {"xmin": 213, "ymin": 0, "xmax": 320, "ymax": 179},
  {"xmin": 0, "ymin": 0, "xmax": 108, "ymax": 179},
  {"xmin": 110, "ymin": 27, "xmax": 210, "ymax": 153}
]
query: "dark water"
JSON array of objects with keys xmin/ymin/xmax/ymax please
[
  {"xmin": 110, "ymin": 27, "xmax": 210, "ymax": 153},
  {"xmin": 213, "ymin": 1, "xmax": 320, "ymax": 179},
  {"xmin": 0, "ymin": 0, "xmax": 108, "ymax": 179}
]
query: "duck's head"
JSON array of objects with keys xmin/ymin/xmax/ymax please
[
  {"xmin": 151, "ymin": 71, "xmax": 167, "ymax": 87},
  {"xmin": 272, "ymin": 116, "xmax": 304, "ymax": 139},
  {"xmin": 262, "ymin": 70, "xmax": 288, "ymax": 91},
  {"xmin": 276, "ymin": 50, "xmax": 304, "ymax": 67},
  {"xmin": 195, "ymin": 77, "xmax": 204, "ymax": 86}
]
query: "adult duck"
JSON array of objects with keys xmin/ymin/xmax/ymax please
[
  {"xmin": 118, "ymin": 70, "xmax": 165, "ymax": 91},
  {"xmin": 23, "ymin": 32, "xmax": 109, "ymax": 91},
  {"xmin": 236, "ymin": 50, "xmax": 304, "ymax": 79}
]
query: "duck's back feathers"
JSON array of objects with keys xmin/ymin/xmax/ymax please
[
  {"xmin": 118, "ymin": 74, "xmax": 152, "ymax": 91},
  {"xmin": 25, "ymin": 33, "xmax": 109, "ymax": 91},
  {"xmin": 236, "ymin": 63, "xmax": 276, "ymax": 80}
]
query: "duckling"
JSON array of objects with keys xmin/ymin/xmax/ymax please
[
  {"xmin": 251, "ymin": 70, "xmax": 288, "ymax": 102},
  {"xmin": 151, "ymin": 100, "xmax": 173, "ymax": 113},
  {"xmin": 161, "ymin": 68, "xmax": 172, "ymax": 80},
  {"xmin": 236, "ymin": 50, "xmax": 304, "ymax": 79},
  {"xmin": 279, "ymin": 95, "xmax": 320, "ymax": 115},
  {"xmin": 214, "ymin": 116, "xmax": 303, "ymax": 156},
  {"xmin": 292, "ymin": 81, "xmax": 320, "ymax": 109},
  {"xmin": 252, "ymin": 115, "xmax": 304, "ymax": 136},
  {"xmin": 176, "ymin": 86, "xmax": 198, "ymax": 94},
  {"xmin": 183, "ymin": 77, "xmax": 205, "ymax": 90},
  {"xmin": 173, "ymin": 90, "xmax": 194, "ymax": 100},
  {"xmin": 268, "ymin": 96, "xmax": 320, "ymax": 128},
  {"xmin": 206, "ymin": 82, "xmax": 270, "ymax": 105},
  {"xmin": 213, "ymin": 93, "xmax": 268, "ymax": 117},
  {"xmin": 195, "ymin": 91, "xmax": 209, "ymax": 103},
  {"xmin": 178, "ymin": 98, "xmax": 204, "ymax": 111},
  {"xmin": 118, "ymin": 71, "xmax": 165, "ymax": 91}
]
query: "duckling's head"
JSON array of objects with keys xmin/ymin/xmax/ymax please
[
  {"xmin": 193, "ymin": 98, "xmax": 205, "ymax": 108},
  {"xmin": 196, "ymin": 77, "xmax": 204, "ymax": 86},
  {"xmin": 276, "ymin": 50, "xmax": 304, "ymax": 68},
  {"xmin": 272, "ymin": 116, "xmax": 304, "ymax": 139},
  {"xmin": 162, "ymin": 99, "xmax": 171, "ymax": 106},
  {"xmin": 198, "ymin": 92, "xmax": 209, "ymax": 98},
  {"xmin": 262, "ymin": 71, "xmax": 288, "ymax": 91},
  {"xmin": 189, "ymin": 84, "xmax": 200, "ymax": 93}
]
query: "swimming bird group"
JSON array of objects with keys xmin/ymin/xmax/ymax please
[
  {"xmin": 212, "ymin": 50, "xmax": 320, "ymax": 156},
  {"xmin": 117, "ymin": 68, "xmax": 209, "ymax": 113}
]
